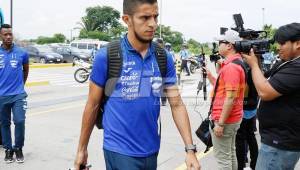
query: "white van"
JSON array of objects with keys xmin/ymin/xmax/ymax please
[{"xmin": 70, "ymin": 39, "xmax": 109, "ymax": 55}]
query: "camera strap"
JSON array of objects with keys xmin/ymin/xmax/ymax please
[
  {"xmin": 207, "ymin": 76, "xmax": 221, "ymax": 118},
  {"xmin": 269, "ymin": 55, "xmax": 300, "ymax": 77}
]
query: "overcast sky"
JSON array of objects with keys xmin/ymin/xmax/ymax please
[{"xmin": 0, "ymin": 0, "xmax": 299, "ymax": 42}]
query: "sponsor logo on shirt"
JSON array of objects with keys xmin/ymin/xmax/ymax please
[{"xmin": 10, "ymin": 53, "xmax": 18, "ymax": 68}]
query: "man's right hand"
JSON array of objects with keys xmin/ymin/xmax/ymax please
[{"xmin": 74, "ymin": 150, "xmax": 88, "ymax": 170}]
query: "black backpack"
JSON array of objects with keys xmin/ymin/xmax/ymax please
[
  {"xmin": 232, "ymin": 59, "xmax": 259, "ymax": 110},
  {"xmin": 95, "ymin": 40, "xmax": 168, "ymax": 129}
]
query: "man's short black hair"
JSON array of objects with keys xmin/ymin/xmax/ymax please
[
  {"xmin": 274, "ymin": 23, "xmax": 300, "ymax": 44},
  {"xmin": 123, "ymin": 0, "xmax": 157, "ymax": 15},
  {"xmin": 0, "ymin": 24, "xmax": 12, "ymax": 32}
]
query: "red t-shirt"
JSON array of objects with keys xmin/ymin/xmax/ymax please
[{"xmin": 211, "ymin": 54, "xmax": 246, "ymax": 123}]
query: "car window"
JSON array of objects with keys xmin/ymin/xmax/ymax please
[
  {"xmin": 88, "ymin": 44, "xmax": 95, "ymax": 50},
  {"xmin": 57, "ymin": 48, "xmax": 63, "ymax": 53},
  {"xmin": 70, "ymin": 47, "xmax": 82, "ymax": 53},
  {"xmin": 36, "ymin": 46, "xmax": 54, "ymax": 53},
  {"xmin": 71, "ymin": 43, "xmax": 77, "ymax": 48},
  {"xmin": 65, "ymin": 48, "xmax": 71, "ymax": 53},
  {"xmin": 78, "ymin": 43, "xmax": 87, "ymax": 49}
]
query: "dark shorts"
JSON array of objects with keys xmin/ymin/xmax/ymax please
[{"xmin": 104, "ymin": 149, "xmax": 158, "ymax": 170}]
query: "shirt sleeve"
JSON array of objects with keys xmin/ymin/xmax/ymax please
[
  {"xmin": 269, "ymin": 63, "xmax": 300, "ymax": 95},
  {"xmin": 22, "ymin": 52, "xmax": 29, "ymax": 64},
  {"xmin": 220, "ymin": 64, "xmax": 244, "ymax": 91},
  {"xmin": 164, "ymin": 51, "xmax": 177, "ymax": 86},
  {"xmin": 90, "ymin": 47, "xmax": 108, "ymax": 88}
]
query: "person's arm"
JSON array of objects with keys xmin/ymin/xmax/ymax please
[
  {"xmin": 205, "ymin": 68, "xmax": 216, "ymax": 85},
  {"xmin": 74, "ymin": 81, "xmax": 103, "ymax": 170},
  {"xmin": 165, "ymin": 85, "xmax": 201, "ymax": 170},
  {"xmin": 242, "ymin": 50, "xmax": 281, "ymax": 101},
  {"xmin": 23, "ymin": 64, "xmax": 29, "ymax": 84},
  {"xmin": 213, "ymin": 91, "xmax": 236, "ymax": 137},
  {"xmin": 22, "ymin": 52, "xmax": 29, "ymax": 84}
]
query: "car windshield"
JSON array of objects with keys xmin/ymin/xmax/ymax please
[
  {"xmin": 36, "ymin": 46, "xmax": 54, "ymax": 53},
  {"xmin": 70, "ymin": 47, "xmax": 82, "ymax": 53}
]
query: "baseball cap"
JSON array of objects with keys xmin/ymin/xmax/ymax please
[
  {"xmin": 214, "ymin": 30, "xmax": 242, "ymax": 44},
  {"xmin": 274, "ymin": 23, "xmax": 300, "ymax": 44}
]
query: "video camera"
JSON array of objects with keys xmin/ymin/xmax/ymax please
[
  {"xmin": 209, "ymin": 42, "xmax": 221, "ymax": 63},
  {"xmin": 229, "ymin": 14, "xmax": 273, "ymax": 54}
]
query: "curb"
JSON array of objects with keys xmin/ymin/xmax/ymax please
[
  {"xmin": 25, "ymin": 81, "xmax": 50, "ymax": 87},
  {"xmin": 29, "ymin": 63, "xmax": 72, "ymax": 69}
]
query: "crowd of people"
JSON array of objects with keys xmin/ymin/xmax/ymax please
[{"xmin": 1, "ymin": 0, "xmax": 300, "ymax": 170}]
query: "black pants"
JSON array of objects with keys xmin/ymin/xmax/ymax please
[
  {"xmin": 181, "ymin": 60, "xmax": 190, "ymax": 75},
  {"xmin": 236, "ymin": 117, "xmax": 258, "ymax": 170}
]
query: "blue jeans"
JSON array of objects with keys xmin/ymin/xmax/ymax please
[
  {"xmin": 0, "ymin": 93, "xmax": 27, "ymax": 150},
  {"xmin": 103, "ymin": 149, "xmax": 158, "ymax": 170},
  {"xmin": 256, "ymin": 143, "xmax": 300, "ymax": 170}
]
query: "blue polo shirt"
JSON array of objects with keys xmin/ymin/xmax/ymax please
[
  {"xmin": 180, "ymin": 49, "xmax": 190, "ymax": 60},
  {"xmin": 0, "ymin": 45, "xmax": 29, "ymax": 96},
  {"xmin": 90, "ymin": 36, "xmax": 177, "ymax": 157}
]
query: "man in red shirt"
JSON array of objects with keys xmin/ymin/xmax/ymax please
[{"xmin": 207, "ymin": 30, "xmax": 246, "ymax": 170}]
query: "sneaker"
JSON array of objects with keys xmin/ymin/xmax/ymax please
[
  {"xmin": 244, "ymin": 167, "xmax": 252, "ymax": 170},
  {"xmin": 15, "ymin": 148, "xmax": 24, "ymax": 163},
  {"xmin": 4, "ymin": 149, "xmax": 14, "ymax": 163}
]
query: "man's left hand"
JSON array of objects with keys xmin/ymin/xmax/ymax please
[
  {"xmin": 214, "ymin": 124, "xmax": 224, "ymax": 137},
  {"xmin": 241, "ymin": 49, "xmax": 259, "ymax": 68},
  {"xmin": 185, "ymin": 152, "xmax": 201, "ymax": 170}
]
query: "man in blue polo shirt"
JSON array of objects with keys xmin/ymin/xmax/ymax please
[
  {"xmin": 180, "ymin": 44, "xmax": 191, "ymax": 76},
  {"xmin": 73, "ymin": 0, "xmax": 200, "ymax": 170},
  {"xmin": 0, "ymin": 24, "xmax": 29, "ymax": 163}
]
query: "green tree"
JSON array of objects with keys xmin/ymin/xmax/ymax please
[
  {"xmin": 155, "ymin": 25, "xmax": 184, "ymax": 52},
  {"xmin": 36, "ymin": 33, "xmax": 66, "ymax": 44},
  {"xmin": 79, "ymin": 30, "xmax": 111, "ymax": 41},
  {"xmin": 187, "ymin": 39, "xmax": 201, "ymax": 55},
  {"xmin": 78, "ymin": 5, "xmax": 126, "ymax": 40},
  {"xmin": 53, "ymin": 33, "xmax": 66, "ymax": 43},
  {"xmin": 263, "ymin": 24, "xmax": 278, "ymax": 53}
]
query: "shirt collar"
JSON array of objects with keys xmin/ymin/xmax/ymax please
[
  {"xmin": 0, "ymin": 43, "xmax": 15, "ymax": 52},
  {"xmin": 223, "ymin": 53, "xmax": 242, "ymax": 65},
  {"xmin": 122, "ymin": 35, "xmax": 155, "ymax": 59}
]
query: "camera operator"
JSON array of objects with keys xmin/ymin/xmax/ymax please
[
  {"xmin": 242, "ymin": 23, "xmax": 300, "ymax": 170},
  {"xmin": 206, "ymin": 30, "xmax": 246, "ymax": 170}
]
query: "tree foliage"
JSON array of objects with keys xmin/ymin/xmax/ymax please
[
  {"xmin": 155, "ymin": 25, "xmax": 184, "ymax": 52},
  {"xmin": 263, "ymin": 24, "xmax": 278, "ymax": 53},
  {"xmin": 36, "ymin": 33, "xmax": 66, "ymax": 44},
  {"xmin": 78, "ymin": 6, "xmax": 126, "ymax": 41}
]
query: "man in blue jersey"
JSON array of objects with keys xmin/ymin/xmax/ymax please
[
  {"xmin": 73, "ymin": 0, "xmax": 200, "ymax": 170},
  {"xmin": 0, "ymin": 24, "xmax": 29, "ymax": 163}
]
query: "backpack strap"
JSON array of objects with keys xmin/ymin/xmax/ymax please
[
  {"xmin": 105, "ymin": 40, "xmax": 123, "ymax": 97},
  {"xmin": 95, "ymin": 40, "xmax": 122, "ymax": 130},
  {"xmin": 231, "ymin": 59, "xmax": 248, "ymax": 82},
  {"xmin": 153, "ymin": 42, "xmax": 167, "ymax": 78}
]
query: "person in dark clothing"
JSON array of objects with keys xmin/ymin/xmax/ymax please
[
  {"xmin": 236, "ymin": 113, "xmax": 258, "ymax": 170},
  {"xmin": 242, "ymin": 22, "xmax": 300, "ymax": 170}
]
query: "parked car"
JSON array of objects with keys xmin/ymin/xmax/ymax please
[
  {"xmin": 53, "ymin": 46, "xmax": 90, "ymax": 63},
  {"xmin": 70, "ymin": 39, "xmax": 108, "ymax": 56},
  {"xmin": 23, "ymin": 45, "xmax": 63, "ymax": 64}
]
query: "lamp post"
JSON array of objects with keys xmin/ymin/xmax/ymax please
[
  {"xmin": 262, "ymin": 8, "xmax": 265, "ymax": 28},
  {"xmin": 10, "ymin": 0, "xmax": 13, "ymax": 27},
  {"xmin": 70, "ymin": 27, "xmax": 81, "ymax": 41}
]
